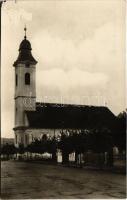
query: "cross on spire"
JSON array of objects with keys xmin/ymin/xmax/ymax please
[{"xmin": 24, "ymin": 26, "xmax": 27, "ymax": 39}]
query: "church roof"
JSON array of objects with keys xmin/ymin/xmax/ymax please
[
  {"xmin": 13, "ymin": 38, "xmax": 37, "ymax": 67},
  {"xmin": 26, "ymin": 102, "xmax": 116, "ymax": 130}
]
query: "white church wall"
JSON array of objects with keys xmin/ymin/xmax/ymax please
[
  {"xmin": 14, "ymin": 130, "xmax": 25, "ymax": 147},
  {"xmin": 24, "ymin": 128, "xmax": 82, "ymax": 146},
  {"xmin": 14, "ymin": 128, "xmax": 82, "ymax": 147},
  {"xmin": 15, "ymin": 98, "xmax": 36, "ymax": 127},
  {"xmin": 24, "ymin": 129, "xmax": 56, "ymax": 145}
]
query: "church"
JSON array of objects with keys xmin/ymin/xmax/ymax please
[{"xmin": 13, "ymin": 28, "xmax": 116, "ymax": 147}]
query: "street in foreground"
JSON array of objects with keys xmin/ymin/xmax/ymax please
[{"xmin": 1, "ymin": 161, "xmax": 126, "ymax": 199}]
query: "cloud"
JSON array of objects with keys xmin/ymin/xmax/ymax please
[
  {"xmin": 32, "ymin": 21, "xmax": 123, "ymax": 75},
  {"xmin": 32, "ymin": 21, "xmax": 120, "ymax": 104},
  {"xmin": 36, "ymin": 67, "xmax": 109, "ymax": 107},
  {"xmin": 37, "ymin": 68, "xmax": 108, "ymax": 91},
  {"xmin": 3, "ymin": 4, "xmax": 32, "ymax": 26}
]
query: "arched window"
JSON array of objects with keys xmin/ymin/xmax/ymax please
[
  {"xmin": 25, "ymin": 73, "xmax": 30, "ymax": 85},
  {"xmin": 16, "ymin": 74, "xmax": 18, "ymax": 86}
]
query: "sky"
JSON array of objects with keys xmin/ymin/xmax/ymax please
[{"xmin": 1, "ymin": 0, "xmax": 126, "ymax": 138}]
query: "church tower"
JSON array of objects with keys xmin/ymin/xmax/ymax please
[{"xmin": 13, "ymin": 27, "xmax": 37, "ymax": 147}]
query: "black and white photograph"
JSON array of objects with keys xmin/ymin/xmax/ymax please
[{"xmin": 1, "ymin": 0, "xmax": 126, "ymax": 199}]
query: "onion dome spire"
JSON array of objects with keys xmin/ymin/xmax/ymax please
[{"xmin": 13, "ymin": 27, "xmax": 37, "ymax": 67}]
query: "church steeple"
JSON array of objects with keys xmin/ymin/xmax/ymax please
[
  {"xmin": 13, "ymin": 27, "xmax": 37, "ymax": 67},
  {"xmin": 13, "ymin": 28, "xmax": 37, "ymax": 147}
]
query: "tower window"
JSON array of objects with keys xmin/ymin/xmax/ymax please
[
  {"xmin": 25, "ymin": 73, "xmax": 30, "ymax": 85},
  {"xmin": 16, "ymin": 74, "xmax": 18, "ymax": 86}
]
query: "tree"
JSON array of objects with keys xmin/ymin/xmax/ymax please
[
  {"xmin": 47, "ymin": 136, "xmax": 57, "ymax": 162},
  {"xmin": 70, "ymin": 130, "xmax": 83, "ymax": 165},
  {"xmin": 1, "ymin": 143, "xmax": 17, "ymax": 159},
  {"xmin": 58, "ymin": 131, "xmax": 73, "ymax": 164},
  {"xmin": 115, "ymin": 111, "xmax": 126, "ymax": 153},
  {"xmin": 91, "ymin": 128, "xmax": 114, "ymax": 168},
  {"xmin": 17, "ymin": 144, "xmax": 25, "ymax": 159},
  {"xmin": 30, "ymin": 139, "xmax": 45, "ymax": 155}
]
